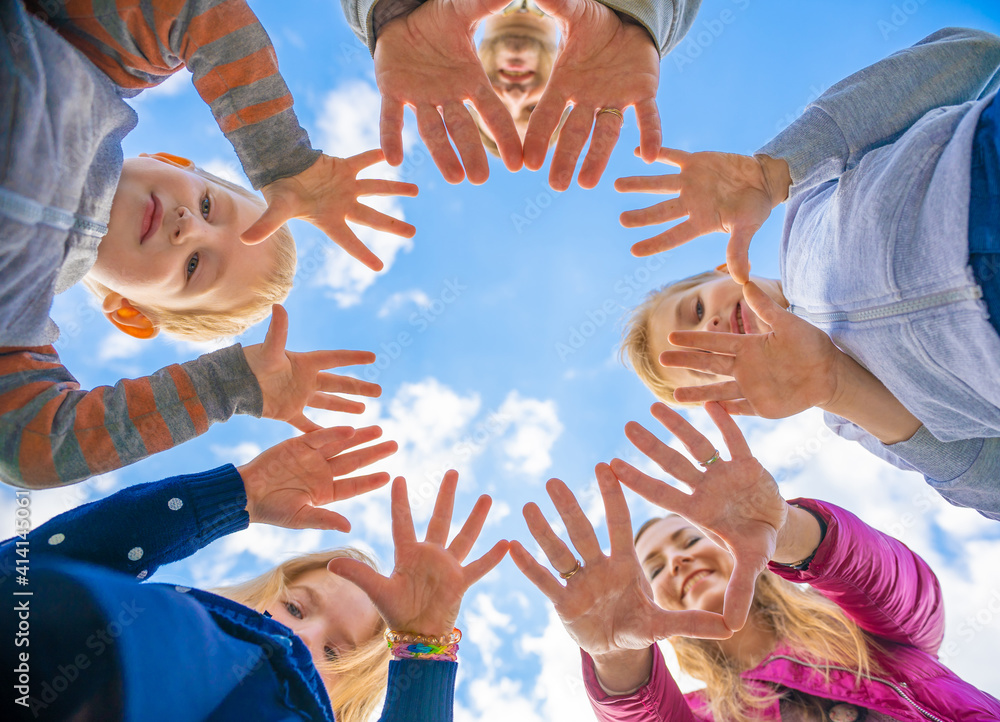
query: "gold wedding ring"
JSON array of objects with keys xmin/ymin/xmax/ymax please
[
  {"xmin": 597, "ymin": 107, "xmax": 625, "ymax": 126},
  {"xmin": 699, "ymin": 449, "xmax": 721, "ymax": 468},
  {"xmin": 559, "ymin": 559, "xmax": 582, "ymax": 580}
]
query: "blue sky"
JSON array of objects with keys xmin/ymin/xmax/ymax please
[{"xmin": 7, "ymin": 0, "xmax": 1000, "ymax": 713}]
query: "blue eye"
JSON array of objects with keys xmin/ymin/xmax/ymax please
[
  {"xmin": 284, "ymin": 602, "xmax": 302, "ymax": 619},
  {"xmin": 200, "ymin": 195, "xmax": 211, "ymax": 219},
  {"xmin": 186, "ymin": 253, "xmax": 199, "ymax": 279},
  {"xmin": 695, "ymin": 299, "xmax": 704, "ymax": 321}
]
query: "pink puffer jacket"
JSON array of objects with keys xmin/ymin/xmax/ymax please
[{"xmin": 583, "ymin": 499, "xmax": 1000, "ymax": 721}]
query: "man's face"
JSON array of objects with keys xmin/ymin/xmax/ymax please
[
  {"xmin": 480, "ymin": 9, "xmax": 558, "ymax": 140},
  {"xmin": 90, "ymin": 157, "xmax": 277, "ymax": 315}
]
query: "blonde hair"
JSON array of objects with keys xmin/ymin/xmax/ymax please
[
  {"xmin": 635, "ymin": 518, "xmax": 883, "ymax": 722},
  {"xmin": 475, "ymin": 33, "xmax": 558, "ymax": 157},
  {"xmin": 619, "ymin": 270, "xmax": 725, "ymax": 405},
  {"xmin": 84, "ymin": 165, "xmax": 296, "ymax": 341},
  {"xmin": 214, "ymin": 548, "xmax": 390, "ymax": 722}
]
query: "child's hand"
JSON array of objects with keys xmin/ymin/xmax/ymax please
[
  {"xmin": 661, "ymin": 282, "xmax": 842, "ymax": 419},
  {"xmin": 244, "ymin": 305, "xmax": 382, "ymax": 433},
  {"xmin": 240, "ymin": 425, "xmax": 396, "ymax": 531},
  {"xmin": 241, "ymin": 150, "xmax": 418, "ymax": 271},
  {"xmin": 611, "ymin": 402, "xmax": 788, "ymax": 632},
  {"xmin": 615, "ymin": 149, "xmax": 791, "ymax": 284},
  {"xmin": 328, "ymin": 471, "xmax": 509, "ymax": 637}
]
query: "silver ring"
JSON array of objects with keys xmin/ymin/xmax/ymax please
[{"xmin": 699, "ymin": 449, "xmax": 721, "ymax": 468}]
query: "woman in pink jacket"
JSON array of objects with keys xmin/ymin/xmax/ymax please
[{"xmin": 510, "ymin": 402, "xmax": 1000, "ymax": 721}]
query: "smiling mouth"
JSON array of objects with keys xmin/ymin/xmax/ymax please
[
  {"xmin": 731, "ymin": 303, "xmax": 747, "ymax": 334},
  {"xmin": 680, "ymin": 570, "xmax": 712, "ymax": 600},
  {"xmin": 140, "ymin": 194, "xmax": 162, "ymax": 244},
  {"xmin": 498, "ymin": 69, "xmax": 535, "ymax": 82}
]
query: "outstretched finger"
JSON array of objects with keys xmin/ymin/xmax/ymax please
[
  {"xmin": 291, "ymin": 506, "xmax": 352, "ymax": 533},
  {"xmin": 287, "ymin": 413, "xmax": 323, "ymax": 434},
  {"xmin": 726, "ymin": 226, "xmax": 757, "ymax": 285},
  {"xmin": 390, "ymin": 477, "xmax": 418, "ymax": 546},
  {"xmin": 347, "ymin": 148, "xmax": 390, "ymax": 173},
  {"xmin": 307, "ymin": 393, "xmax": 365, "ymax": 414},
  {"xmin": 356, "ymin": 178, "xmax": 420, "ymax": 198},
  {"xmin": 327, "ymin": 440, "xmax": 399, "ymax": 478},
  {"xmin": 595, "ymin": 463, "xmax": 634, "ymax": 556},
  {"xmin": 671, "ymin": 380, "xmax": 743, "ymax": 405},
  {"xmin": 523, "ymin": 87, "xmax": 568, "ymax": 171},
  {"xmin": 703, "ymin": 401, "xmax": 751, "ymax": 459},
  {"xmin": 651, "ymin": 609, "xmax": 732, "ymax": 641},
  {"xmin": 635, "ymin": 99, "xmax": 663, "ymax": 163},
  {"xmin": 449, "ymin": 494, "xmax": 493, "ymax": 562},
  {"xmin": 630, "ymin": 219, "xmax": 706, "ymax": 257},
  {"xmin": 717, "ymin": 399, "xmax": 757, "ymax": 417},
  {"xmin": 470, "ymin": 83, "xmax": 523, "ymax": 172},
  {"xmin": 577, "ymin": 110, "xmax": 624, "ymax": 189},
  {"xmin": 522, "ymin": 501, "xmax": 580, "ymax": 575},
  {"xmin": 462, "ymin": 539, "xmax": 510, "ymax": 585},
  {"xmin": 623, "ymin": 418, "xmax": 704, "ymax": 487},
  {"xmin": 608, "ymin": 458, "xmax": 693, "ymax": 516},
  {"xmin": 658, "ymin": 350, "xmax": 735, "ymax": 377},
  {"xmin": 741, "ymin": 282, "xmax": 786, "ymax": 327},
  {"xmin": 316, "ymin": 373, "xmax": 382, "ymax": 398},
  {"xmin": 300, "ymin": 425, "xmax": 356, "ymax": 452},
  {"xmin": 321, "ymin": 222, "xmax": 384, "ymax": 271},
  {"xmin": 442, "ymin": 103, "xmax": 490, "ymax": 185},
  {"xmin": 347, "ymin": 203, "xmax": 416, "ymax": 238},
  {"xmin": 548, "ymin": 105, "xmax": 594, "ymax": 191},
  {"xmin": 317, "ymin": 424, "xmax": 383, "ymax": 457},
  {"xmin": 653, "ymin": 147, "xmax": 691, "ymax": 166},
  {"xmin": 416, "ymin": 105, "xmax": 466, "ymax": 184},
  {"xmin": 379, "ymin": 99, "xmax": 406, "ymax": 167},
  {"xmin": 614, "ymin": 173, "xmax": 682, "ymax": 195},
  {"xmin": 426, "ymin": 470, "xmax": 459, "ymax": 545},
  {"xmin": 241, "ymin": 196, "xmax": 295, "ymax": 245},
  {"xmin": 547, "ymin": 478, "xmax": 603, "ymax": 563},
  {"xmin": 722, "ymin": 557, "xmax": 764, "ymax": 632},
  {"xmin": 509, "ymin": 540, "xmax": 565, "ymax": 600},
  {"xmin": 261, "ymin": 304, "xmax": 288, "ymax": 358},
  {"xmin": 666, "ymin": 331, "xmax": 744, "ymax": 355},
  {"xmin": 648, "ymin": 404, "xmax": 719, "ymax": 465},
  {"xmin": 327, "ymin": 472, "xmax": 392, "ymax": 503},
  {"xmin": 308, "ymin": 349, "xmax": 377, "ymax": 370},
  {"xmin": 328, "ymin": 556, "xmax": 389, "ymax": 601}
]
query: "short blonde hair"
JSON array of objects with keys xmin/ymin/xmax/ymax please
[
  {"xmin": 214, "ymin": 548, "xmax": 390, "ymax": 722},
  {"xmin": 620, "ymin": 269, "xmax": 724, "ymax": 405},
  {"xmin": 84, "ymin": 165, "xmax": 296, "ymax": 341}
]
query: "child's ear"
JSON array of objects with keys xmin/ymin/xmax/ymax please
[
  {"xmin": 101, "ymin": 293, "xmax": 159, "ymax": 339},
  {"xmin": 139, "ymin": 152, "xmax": 195, "ymax": 170}
]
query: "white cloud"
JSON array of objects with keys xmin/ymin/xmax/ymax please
[
  {"xmin": 218, "ymin": 524, "xmax": 326, "ymax": 563},
  {"xmin": 314, "ymin": 80, "xmax": 417, "ymax": 307},
  {"xmin": 210, "ymin": 442, "xmax": 263, "ymax": 466},
  {"xmin": 201, "ymin": 158, "xmax": 252, "ymax": 190},
  {"xmin": 98, "ymin": 332, "xmax": 145, "ymax": 362},
  {"xmin": 377, "ymin": 289, "xmax": 432, "ymax": 318},
  {"xmin": 130, "ymin": 71, "xmax": 190, "ymax": 102},
  {"xmin": 496, "ymin": 392, "xmax": 564, "ymax": 478}
]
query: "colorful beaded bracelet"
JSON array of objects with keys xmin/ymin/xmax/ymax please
[{"xmin": 384, "ymin": 628, "xmax": 462, "ymax": 661}]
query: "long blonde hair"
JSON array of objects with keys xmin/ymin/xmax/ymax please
[
  {"xmin": 620, "ymin": 270, "xmax": 725, "ymax": 405},
  {"xmin": 214, "ymin": 549, "xmax": 390, "ymax": 722}
]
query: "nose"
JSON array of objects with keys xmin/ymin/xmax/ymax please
[
  {"xmin": 170, "ymin": 206, "xmax": 200, "ymax": 246},
  {"xmin": 702, "ymin": 311, "xmax": 724, "ymax": 332},
  {"xmin": 669, "ymin": 550, "xmax": 693, "ymax": 578},
  {"xmin": 293, "ymin": 624, "xmax": 323, "ymax": 658}
]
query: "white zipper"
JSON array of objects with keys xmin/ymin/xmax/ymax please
[
  {"xmin": 0, "ymin": 187, "xmax": 108, "ymax": 237},
  {"xmin": 764, "ymin": 655, "xmax": 946, "ymax": 722},
  {"xmin": 789, "ymin": 285, "xmax": 983, "ymax": 324}
]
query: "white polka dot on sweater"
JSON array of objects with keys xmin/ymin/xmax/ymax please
[
  {"xmin": 47, "ymin": 533, "xmax": 65, "ymax": 545},
  {"xmin": 175, "ymin": 586, "xmax": 190, "ymax": 593},
  {"xmin": 167, "ymin": 498, "xmax": 183, "ymax": 511},
  {"xmin": 128, "ymin": 547, "xmax": 143, "ymax": 561}
]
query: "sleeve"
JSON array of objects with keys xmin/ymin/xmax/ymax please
[
  {"xmin": 757, "ymin": 28, "xmax": 1000, "ymax": 197},
  {"xmin": 596, "ymin": 0, "xmax": 702, "ymax": 58},
  {"xmin": 767, "ymin": 499, "xmax": 945, "ymax": 656},
  {"xmin": 377, "ymin": 659, "xmax": 457, "ymax": 722},
  {"xmin": 825, "ymin": 414, "xmax": 1000, "ymax": 522},
  {"xmin": 0, "ymin": 344, "xmax": 263, "ymax": 489},
  {"xmin": 26, "ymin": 0, "xmax": 320, "ymax": 189},
  {"xmin": 0, "ymin": 464, "xmax": 248, "ymax": 579},
  {"xmin": 582, "ymin": 647, "xmax": 703, "ymax": 722}
]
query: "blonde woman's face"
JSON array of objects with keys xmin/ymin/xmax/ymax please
[
  {"xmin": 266, "ymin": 568, "xmax": 381, "ymax": 679},
  {"xmin": 648, "ymin": 274, "xmax": 786, "ymax": 387},
  {"xmin": 634, "ymin": 517, "xmax": 734, "ymax": 614}
]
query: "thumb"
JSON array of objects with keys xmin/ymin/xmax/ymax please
[
  {"xmin": 721, "ymin": 557, "xmax": 763, "ymax": 632},
  {"xmin": 741, "ymin": 282, "xmax": 785, "ymax": 328},
  {"xmin": 261, "ymin": 305, "xmax": 289, "ymax": 359},
  {"xmin": 532, "ymin": 0, "xmax": 583, "ymax": 17},
  {"xmin": 241, "ymin": 195, "xmax": 295, "ymax": 245},
  {"xmin": 291, "ymin": 507, "xmax": 352, "ymax": 533},
  {"xmin": 328, "ymin": 557, "xmax": 388, "ymax": 601},
  {"xmin": 726, "ymin": 225, "xmax": 758, "ymax": 284},
  {"xmin": 652, "ymin": 609, "xmax": 733, "ymax": 641}
]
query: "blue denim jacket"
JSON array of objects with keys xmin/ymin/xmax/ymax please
[{"xmin": 758, "ymin": 28, "xmax": 1000, "ymax": 519}]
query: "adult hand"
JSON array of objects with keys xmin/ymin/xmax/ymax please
[
  {"xmin": 241, "ymin": 150, "xmax": 418, "ymax": 271},
  {"xmin": 240, "ymin": 425, "xmax": 396, "ymax": 531},
  {"xmin": 244, "ymin": 305, "xmax": 382, "ymax": 433},
  {"xmin": 524, "ymin": 0, "xmax": 660, "ymax": 190},
  {"xmin": 328, "ymin": 471, "xmax": 509, "ymax": 636},
  {"xmin": 610, "ymin": 402, "xmax": 788, "ymax": 631},
  {"xmin": 661, "ymin": 282, "xmax": 842, "ymax": 417},
  {"xmin": 374, "ymin": 0, "xmax": 522, "ymax": 185},
  {"xmin": 615, "ymin": 149, "xmax": 791, "ymax": 283},
  {"xmin": 511, "ymin": 466, "xmax": 732, "ymax": 666}
]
